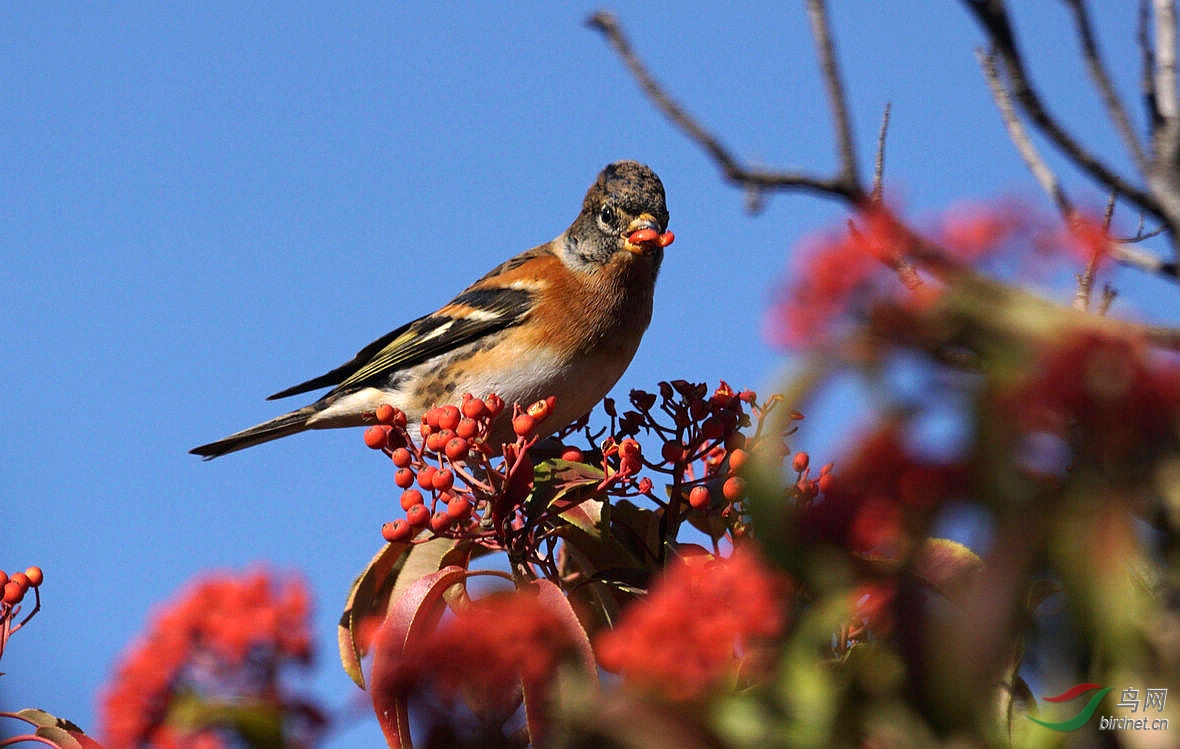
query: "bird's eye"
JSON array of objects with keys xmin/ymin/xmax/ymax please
[{"xmin": 597, "ymin": 204, "xmax": 616, "ymax": 229}]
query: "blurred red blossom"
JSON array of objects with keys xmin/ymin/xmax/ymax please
[
  {"xmin": 1002, "ymin": 330, "xmax": 1180, "ymax": 463},
  {"xmin": 99, "ymin": 569, "xmax": 322, "ymax": 749},
  {"xmin": 595, "ymin": 548, "xmax": 790, "ymax": 701},
  {"xmin": 797, "ymin": 424, "xmax": 965, "ymax": 556}
]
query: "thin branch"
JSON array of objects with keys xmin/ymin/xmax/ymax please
[
  {"xmin": 1098, "ymin": 285, "xmax": 1118, "ymax": 315},
  {"xmin": 1063, "ymin": 0, "xmax": 1148, "ymax": 171},
  {"xmin": 976, "ymin": 48, "xmax": 1073, "ymax": 217},
  {"xmin": 962, "ymin": 0, "xmax": 1164, "ymax": 220},
  {"xmin": 1141, "ymin": 0, "xmax": 1162, "ymax": 128},
  {"xmin": 1110, "ymin": 239, "xmax": 1180, "ymax": 277},
  {"xmin": 586, "ymin": 9, "xmax": 866, "ymax": 203},
  {"xmin": 806, "ymin": 0, "xmax": 862, "ymax": 190},
  {"xmin": 1154, "ymin": 0, "xmax": 1179, "ymax": 122},
  {"xmin": 871, "ymin": 102, "xmax": 892, "ymax": 203}
]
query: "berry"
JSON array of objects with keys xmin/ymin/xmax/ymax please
[
  {"xmin": 560, "ymin": 447, "xmax": 584, "ymax": 462},
  {"xmin": 484, "ymin": 393, "xmax": 505, "ymax": 417},
  {"xmin": 818, "ymin": 472, "xmax": 835, "ymax": 494},
  {"xmin": 456, "ymin": 417, "xmax": 479, "ymax": 439},
  {"xmin": 382, "ymin": 520, "xmax": 412, "ymax": 543},
  {"xmin": 513, "ymin": 413, "xmax": 536, "ymax": 438},
  {"xmin": 658, "ymin": 230, "xmax": 675, "ymax": 247},
  {"xmin": 729, "ymin": 448, "xmax": 750, "ymax": 471},
  {"xmin": 432, "ymin": 468, "xmax": 455, "ymax": 492},
  {"xmin": 417, "ymin": 466, "xmax": 437, "ymax": 491},
  {"xmin": 400, "ymin": 489, "xmax": 425, "ymax": 511},
  {"xmin": 462, "ymin": 396, "xmax": 488, "ymax": 420},
  {"xmin": 437, "ymin": 405, "xmax": 461, "ymax": 431},
  {"xmin": 446, "ymin": 495, "xmax": 472, "ymax": 521},
  {"xmin": 9, "ymin": 572, "xmax": 28, "ymax": 591},
  {"xmin": 722, "ymin": 476, "xmax": 747, "ymax": 502},
  {"xmin": 688, "ymin": 485, "xmax": 711, "ymax": 509},
  {"xmin": 391, "ymin": 448, "xmax": 413, "ymax": 468},
  {"xmin": 628, "ymin": 227, "xmax": 659, "ymax": 244},
  {"xmin": 406, "ymin": 503, "xmax": 431, "ymax": 528},
  {"xmin": 424, "ymin": 407, "xmax": 442, "ymax": 430},
  {"xmin": 394, "ymin": 467, "xmax": 416, "ymax": 488},
  {"xmin": 444, "ymin": 437, "xmax": 469, "ymax": 461},
  {"xmin": 0, "ymin": 570, "xmax": 7, "ymax": 589},
  {"xmin": 636, "ymin": 477, "xmax": 654, "ymax": 493},
  {"xmin": 3, "ymin": 581, "xmax": 24, "ymax": 605},
  {"xmin": 375, "ymin": 404, "xmax": 398, "ymax": 425},
  {"xmin": 363, "ymin": 426, "xmax": 390, "ymax": 450},
  {"xmin": 430, "ymin": 511, "xmax": 452, "ymax": 533},
  {"xmin": 793, "ymin": 452, "xmax": 810, "ymax": 473},
  {"xmin": 527, "ymin": 397, "xmax": 556, "ymax": 422}
]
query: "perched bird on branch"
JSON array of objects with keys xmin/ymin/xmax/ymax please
[{"xmin": 192, "ymin": 160, "xmax": 673, "ymax": 459}]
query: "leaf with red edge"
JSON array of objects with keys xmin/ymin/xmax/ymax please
[
  {"xmin": 912, "ymin": 538, "xmax": 984, "ymax": 607},
  {"xmin": 528, "ymin": 459, "xmax": 605, "ymax": 524},
  {"xmin": 521, "ymin": 579, "xmax": 599, "ymax": 746},
  {"xmin": 12, "ymin": 709, "xmax": 98, "ymax": 749},
  {"xmin": 370, "ymin": 565, "xmax": 470, "ymax": 749},
  {"xmin": 339, "ymin": 541, "xmax": 412, "ymax": 688}
]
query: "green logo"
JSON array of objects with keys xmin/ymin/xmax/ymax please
[{"xmin": 1028, "ymin": 683, "xmax": 1112, "ymax": 732}]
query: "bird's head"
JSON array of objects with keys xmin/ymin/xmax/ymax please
[{"xmin": 561, "ymin": 160, "xmax": 673, "ymax": 275}]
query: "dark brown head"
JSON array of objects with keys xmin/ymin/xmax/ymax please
[{"xmin": 561, "ymin": 161, "xmax": 671, "ymax": 274}]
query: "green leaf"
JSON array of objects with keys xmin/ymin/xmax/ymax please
[{"xmin": 528, "ymin": 459, "xmax": 605, "ymax": 523}]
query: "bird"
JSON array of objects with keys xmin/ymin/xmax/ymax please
[{"xmin": 191, "ymin": 160, "xmax": 673, "ymax": 459}]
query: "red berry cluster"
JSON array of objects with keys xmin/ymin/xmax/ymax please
[
  {"xmin": 368, "ymin": 394, "xmax": 559, "ymax": 545},
  {"xmin": 0, "ymin": 565, "xmax": 42, "ymax": 608},
  {"xmin": 597, "ymin": 380, "xmax": 827, "ymax": 540},
  {"xmin": 0, "ymin": 564, "xmax": 43, "ymax": 664}
]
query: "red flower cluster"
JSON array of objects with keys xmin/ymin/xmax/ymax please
[
  {"xmin": 767, "ymin": 205, "xmax": 918, "ymax": 347},
  {"xmin": 595, "ymin": 549, "xmax": 789, "ymax": 701},
  {"xmin": 390, "ymin": 589, "xmax": 579, "ymax": 701},
  {"xmin": 99, "ymin": 570, "xmax": 318, "ymax": 748},
  {"xmin": 797, "ymin": 424, "xmax": 964, "ymax": 556},
  {"xmin": 1004, "ymin": 331, "xmax": 1180, "ymax": 464}
]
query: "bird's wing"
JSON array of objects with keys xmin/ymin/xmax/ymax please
[{"xmin": 266, "ymin": 284, "xmax": 536, "ymax": 400}]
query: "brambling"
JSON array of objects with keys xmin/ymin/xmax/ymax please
[{"xmin": 191, "ymin": 160, "xmax": 673, "ymax": 459}]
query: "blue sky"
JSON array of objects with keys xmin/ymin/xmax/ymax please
[{"xmin": 2, "ymin": 2, "xmax": 1175, "ymax": 745}]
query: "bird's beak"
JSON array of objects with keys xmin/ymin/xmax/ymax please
[{"xmin": 623, "ymin": 214, "xmax": 674, "ymax": 255}]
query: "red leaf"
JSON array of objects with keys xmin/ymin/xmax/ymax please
[
  {"xmin": 520, "ymin": 579, "xmax": 598, "ymax": 747},
  {"xmin": 369, "ymin": 565, "xmax": 469, "ymax": 749}
]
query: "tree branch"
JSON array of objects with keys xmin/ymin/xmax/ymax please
[
  {"xmin": 976, "ymin": 48, "xmax": 1073, "ymax": 217},
  {"xmin": 1063, "ymin": 0, "xmax": 1148, "ymax": 172},
  {"xmin": 962, "ymin": 0, "xmax": 1165, "ymax": 220},
  {"xmin": 587, "ymin": 8, "xmax": 866, "ymax": 204},
  {"xmin": 806, "ymin": 0, "xmax": 862, "ymax": 192}
]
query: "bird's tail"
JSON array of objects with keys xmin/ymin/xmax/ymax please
[{"xmin": 190, "ymin": 406, "xmax": 316, "ymax": 460}]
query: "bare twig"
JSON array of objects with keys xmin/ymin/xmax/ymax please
[
  {"xmin": 587, "ymin": 8, "xmax": 866, "ymax": 203},
  {"xmin": 1064, "ymin": 0, "xmax": 1148, "ymax": 172},
  {"xmin": 1141, "ymin": 0, "xmax": 1162, "ymax": 127},
  {"xmin": 871, "ymin": 103, "xmax": 892, "ymax": 203},
  {"xmin": 962, "ymin": 0, "xmax": 1164, "ymax": 219},
  {"xmin": 1111, "ymin": 239, "xmax": 1180, "ymax": 276},
  {"xmin": 977, "ymin": 48, "xmax": 1073, "ymax": 217},
  {"xmin": 1154, "ymin": 0, "xmax": 1179, "ymax": 122},
  {"xmin": 1098, "ymin": 285, "xmax": 1118, "ymax": 315},
  {"xmin": 806, "ymin": 0, "xmax": 861, "ymax": 190}
]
